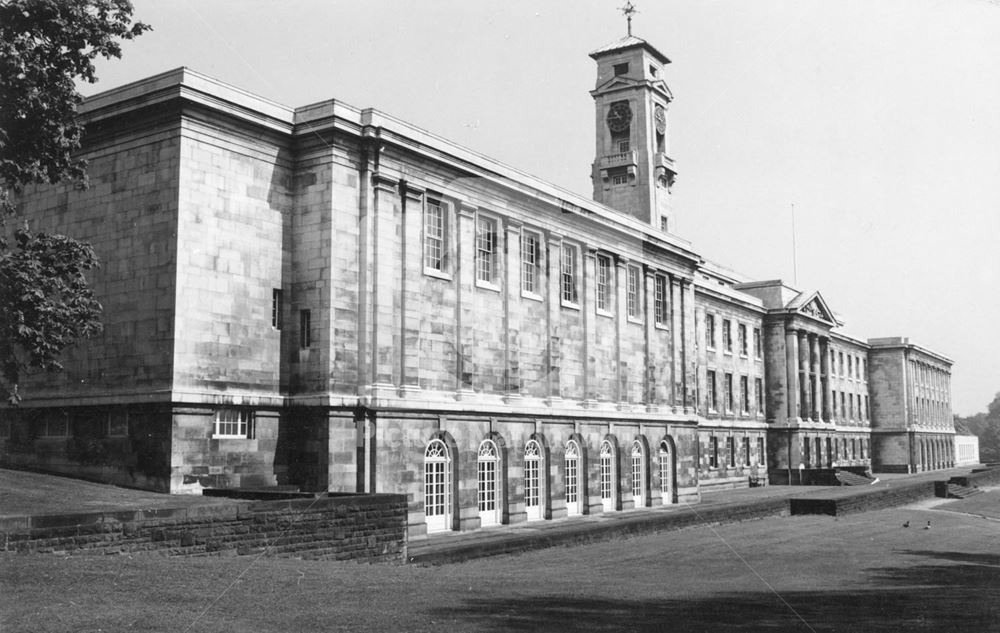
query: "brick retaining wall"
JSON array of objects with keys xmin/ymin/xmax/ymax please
[{"xmin": 0, "ymin": 493, "xmax": 406, "ymax": 562}]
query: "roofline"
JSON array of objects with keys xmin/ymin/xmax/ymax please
[
  {"xmin": 78, "ymin": 67, "xmax": 703, "ymax": 264},
  {"xmin": 589, "ymin": 38, "xmax": 671, "ymax": 65},
  {"xmin": 867, "ymin": 337, "xmax": 953, "ymax": 365}
]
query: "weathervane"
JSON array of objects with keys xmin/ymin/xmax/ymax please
[{"xmin": 619, "ymin": 1, "xmax": 638, "ymax": 36}]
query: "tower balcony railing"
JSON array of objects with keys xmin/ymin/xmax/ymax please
[{"xmin": 600, "ymin": 150, "xmax": 638, "ymax": 169}]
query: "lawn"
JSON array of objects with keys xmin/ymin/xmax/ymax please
[{"xmin": 3, "ymin": 496, "xmax": 999, "ymax": 632}]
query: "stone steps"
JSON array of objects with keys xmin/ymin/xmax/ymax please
[{"xmin": 947, "ymin": 484, "xmax": 983, "ymax": 499}]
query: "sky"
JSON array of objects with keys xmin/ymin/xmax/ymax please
[{"xmin": 82, "ymin": 0, "xmax": 1000, "ymax": 416}]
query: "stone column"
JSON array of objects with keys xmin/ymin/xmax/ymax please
[
  {"xmin": 810, "ymin": 334, "xmax": 822, "ymax": 421},
  {"xmin": 583, "ymin": 247, "xmax": 598, "ymax": 403},
  {"xmin": 785, "ymin": 328, "xmax": 799, "ymax": 420},
  {"xmin": 820, "ymin": 338, "xmax": 832, "ymax": 422},
  {"xmin": 798, "ymin": 330, "xmax": 810, "ymax": 420}
]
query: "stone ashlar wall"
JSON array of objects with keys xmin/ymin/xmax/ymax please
[{"xmin": 0, "ymin": 493, "xmax": 406, "ymax": 562}]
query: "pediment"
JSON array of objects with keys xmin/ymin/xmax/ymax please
[
  {"xmin": 790, "ymin": 291, "xmax": 838, "ymax": 324},
  {"xmin": 594, "ymin": 76, "xmax": 645, "ymax": 93}
]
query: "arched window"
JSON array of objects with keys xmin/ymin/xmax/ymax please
[
  {"xmin": 565, "ymin": 440, "xmax": 582, "ymax": 516},
  {"xmin": 424, "ymin": 439, "xmax": 452, "ymax": 533},
  {"xmin": 631, "ymin": 440, "xmax": 646, "ymax": 507},
  {"xmin": 600, "ymin": 440, "xmax": 616, "ymax": 512},
  {"xmin": 478, "ymin": 439, "xmax": 501, "ymax": 527},
  {"xmin": 658, "ymin": 440, "xmax": 674, "ymax": 505},
  {"xmin": 524, "ymin": 440, "xmax": 543, "ymax": 521}
]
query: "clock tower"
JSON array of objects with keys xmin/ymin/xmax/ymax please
[{"xmin": 589, "ymin": 34, "xmax": 677, "ymax": 232}]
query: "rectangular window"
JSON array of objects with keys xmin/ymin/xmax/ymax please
[
  {"xmin": 830, "ymin": 350, "xmax": 837, "ymax": 375},
  {"xmin": 727, "ymin": 436, "xmax": 736, "ymax": 468},
  {"xmin": 857, "ymin": 394, "xmax": 863, "ymax": 420},
  {"xmin": 706, "ymin": 313, "xmax": 716, "ymax": 349},
  {"xmin": 724, "ymin": 373, "xmax": 734, "ymax": 413},
  {"xmin": 753, "ymin": 327, "xmax": 762, "ymax": 358},
  {"xmin": 271, "ymin": 289, "xmax": 283, "ymax": 330},
  {"xmin": 832, "ymin": 390, "xmax": 839, "ymax": 416},
  {"xmin": 758, "ymin": 437, "xmax": 765, "ymax": 465},
  {"xmin": 743, "ymin": 437, "xmax": 751, "ymax": 467},
  {"xmin": 423, "ymin": 199, "xmax": 447, "ymax": 272},
  {"xmin": 707, "ymin": 370, "xmax": 717, "ymax": 411},
  {"xmin": 738, "ymin": 324, "xmax": 748, "ymax": 356},
  {"xmin": 214, "ymin": 409, "xmax": 254, "ymax": 439},
  {"xmin": 722, "ymin": 319, "xmax": 732, "ymax": 353},
  {"xmin": 41, "ymin": 411, "xmax": 69, "ymax": 437},
  {"xmin": 840, "ymin": 392, "xmax": 846, "ymax": 419},
  {"xmin": 740, "ymin": 375, "xmax": 750, "ymax": 414},
  {"xmin": 864, "ymin": 395, "xmax": 870, "ymax": 420},
  {"xmin": 596, "ymin": 255, "xmax": 611, "ymax": 312},
  {"xmin": 839, "ymin": 352, "xmax": 845, "ymax": 376},
  {"xmin": 804, "ymin": 438, "xmax": 812, "ymax": 466},
  {"xmin": 107, "ymin": 410, "xmax": 128, "ymax": 437},
  {"xmin": 560, "ymin": 244, "xmax": 578, "ymax": 304},
  {"xmin": 847, "ymin": 354, "xmax": 853, "ymax": 378},
  {"xmin": 520, "ymin": 230, "xmax": 541, "ymax": 295},
  {"xmin": 709, "ymin": 436, "xmax": 718, "ymax": 468},
  {"xmin": 654, "ymin": 275, "xmax": 668, "ymax": 325},
  {"xmin": 613, "ymin": 62, "xmax": 629, "ymax": 76},
  {"xmin": 626, "ymin": 266, "xmax": 640, "ymax": 319},
  {"xmin": 755, "ymin": 377, "xmax": 765, "ymax": 415},
  {"xmin": 299, "ymin": 309, "xmax": 311, "ymax": 349},
  {"xmin": 617, "ymin": 139, "xmax": 631, "ymax": 153},
  {"xmin": 611, "ymin": 172, "xmax": 628, "ymax": 186},
  {"xmin": 475, "ymin": 215, "xmax": 498, "ymax": 285}
]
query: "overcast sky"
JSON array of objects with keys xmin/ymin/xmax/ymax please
[{"xmin": 83, "ymin": 0, "xmax": 1000, "ymax": 416}]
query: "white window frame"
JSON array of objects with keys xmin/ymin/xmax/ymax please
[
  {"xmin": 560, "ymin": 243, "xmax": 579, "ymax": 307},
  {"xmin": 738, "ymin": 323, "xmax": 748, "ymax": 357},
  {"xmin": 626, "ymin": 265, "xmax": 641, "ymax": 322},
  {"xmin": 724, "ymin": 372, "xmax": 734, "ymax": 413},
  {"xmin": 565, "ymin": 440, "xmax": 582, "ymax": 516},
  {"xmin": 424, "ymin": 439, "xmax": 452, "ymax": 533},
  {"xmin": 524, "ymin": 440, "xmax": 543, "ymax": 520},
  {"xmin": 423, "ymin": 198, "xmax": 451, "ymax": 279},
  {"xmin": 658, "ymin": 441, "xmax": 673, "ymax": 503},
  {"xmin": 654, "ymin": 275, "xmax": 668, "ymax": 327},
  {"xmin": 107, "ymin": 410, "xmax": 128, "ymax": 437},
  {"xmin": 520, "ymin": 229, "xmax": 542, "ymax": 300},
  {"xmin": 722, "ymin": 319, "xmax": 733, "ymax": 354},
  {"xmin": 600, "ymin": 440, "xmax": 616, "ymax": 512},
  {"xmin": 631, "ymin": 440, "xmax": 645, "ymax": 507},
  {"xmin": 214, "ymin": 409, "xmax": 254, "ymax": 439},
  {"xmin": 706, "ymin": 313, "xmax": 716, "ymax": 350},
  {"xmin": 475, "ymin": 214, "xmax": 500, "ymax": 290},
  {"xmin": 596, "ymin": 255, "xmax": 612, "ymax": 314},
  {"xmin": 477, "ymin": 439, "xmax": 501, "ymax": 526},
  {"xmin": 740, "ymin": 375, "xmax": 750, "ymax": 415},
  {"xmin": 707, "ymin": 369, "xmax": 718, "ymax": 412}
]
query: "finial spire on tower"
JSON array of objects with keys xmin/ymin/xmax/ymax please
[{"xmin": 619, "ymin": 1, "xmax": 638, "ymax": 36}]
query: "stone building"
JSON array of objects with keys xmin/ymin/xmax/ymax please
[
  {"xmin": 0, "ymin": 31, "xmax": 958, "ymax": 536},
  {"xmin": 867, "ymin": 338, "xmax": 955, "ymax": 473}
]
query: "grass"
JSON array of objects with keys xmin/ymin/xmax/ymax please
[{"xmin": 3, "ymin": 495, "xmax": 1000, "ymax": 632}]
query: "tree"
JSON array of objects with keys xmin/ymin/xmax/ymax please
[{"xmin": 0, "ymin": 0, "xmax": 150, "ymax": 401}]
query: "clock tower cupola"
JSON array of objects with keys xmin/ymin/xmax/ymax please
[{"xmin": 589, "ymin": 26, "xmax": 677, "ymax": 232}]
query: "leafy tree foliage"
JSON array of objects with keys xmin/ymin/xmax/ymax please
[
  {"xmin": 0, "ymin": 0, "xmax": 149, "ymax": 401},
  {"xmin": 0, "ymin": 228, "xmax": 103, "ymax": 402}
]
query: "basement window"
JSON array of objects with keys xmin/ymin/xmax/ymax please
[{"xmin": 214, "ymin": 409, "xmax": 255, "ymax": 439}]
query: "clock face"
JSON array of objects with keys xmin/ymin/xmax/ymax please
[
  {"xmin": 607, "ymin": 102, "xmax": 632, "ymax": 133},
  {"xmin": 654, "ymin": 105, "xmax": 666, "ymax": 134}
]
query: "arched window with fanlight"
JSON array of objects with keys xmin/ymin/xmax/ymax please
[
  {"xmin": 424, "ymin": 439, "xmax": 452, "ymax": 533},
  {"xmin": 600, "ymin": 439, "xmax": 616, "ymax": 512},
  {"xmin": 477, "ymin": 439, "xmax": 501, "ymax": 527},
  {"xmin": 658, "ymin": 439, "xmax": 674, "ymax": 505},
  {"xmin": 524, "ymin": 440, "xmax": 543, "ymax": 521},
  {"xmin": 565, "ymin": 439, "xmax": 582, "ymax": 516},
  {"xmin": 631, "ymin": 439, "xmax": 646, "ymax": 508}
]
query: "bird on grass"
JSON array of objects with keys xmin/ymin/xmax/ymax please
[
  {"xmin": 924, "ymin": 521, "xmax": 931, "ymax": 530},
  {"xmin": 903, "ymin": 520, "xmax": 910, "ymax": 528}
]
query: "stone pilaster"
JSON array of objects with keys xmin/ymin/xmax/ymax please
[
  {"xmin": 371, "ymin": 172, "xmax": 400, "ymax": 387},
  {"xmin": 785, "ymin": 328, "xmax": 798, "ymax": 421},
  {"xmin": 810, "ymin": 334, "xmax": 821, "ymax": 421},
  {"xmin": 455, "ymin": 203, "xmax": 477, "ymax": 393},
  {"xmin": 546, "ymin": 234, "xmax": 563, "ymax": 403},
  {"xmin": 504, "ymin": 220, "xmax": 523, "ymax": 399}
]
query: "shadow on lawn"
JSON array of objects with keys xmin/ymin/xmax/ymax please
[{"xmin": 430, "ymin": 551, "xmax": 1000, "ymax": 632}]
